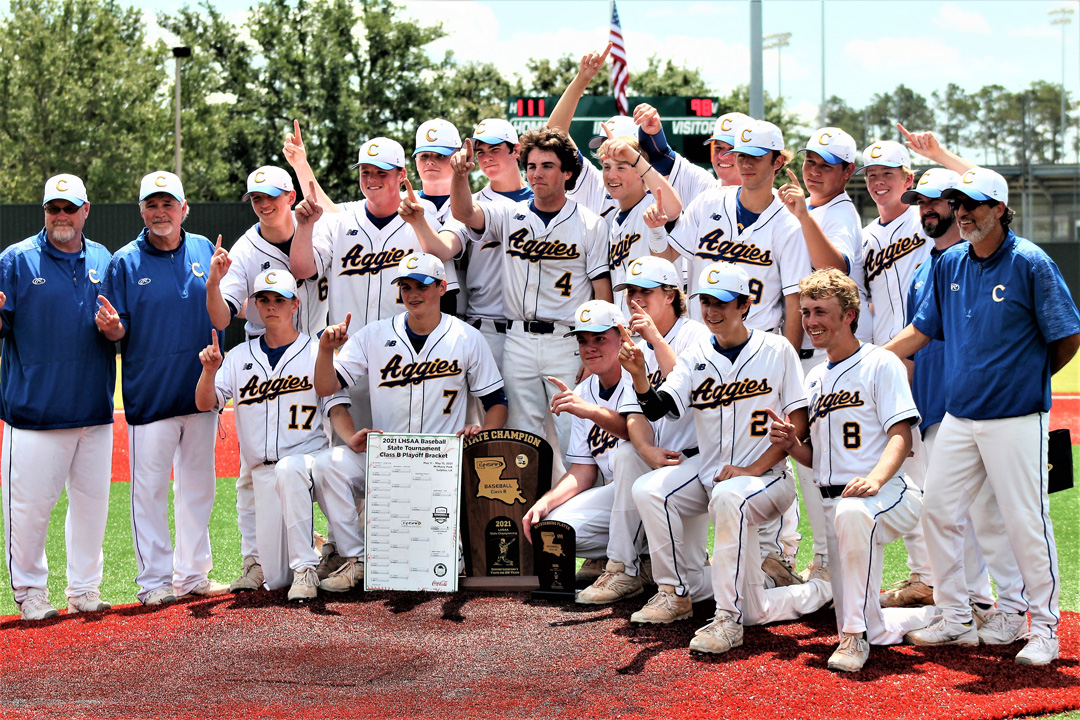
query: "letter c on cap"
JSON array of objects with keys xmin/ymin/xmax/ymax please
[
  {"xmin": 425, "ymin": 128, "xmax": 438, "ymax": 142},
  {"xmin": 707, "ymin": 269, "xmax": 719, "ymax": 284},
  {"xmin": 406, "ymin": 256, "xmax": 419, "ymax": 269},
  {"xmin": 720, "ymin": 118, "xmax": 732, "ymax": 131},
  {"xmin": 740, "ymin": 128, "xmax": 752, "ymax": 143},
  {"xmin": 630, "ymin": 260, "xmax": 643, "ymax": 276},
  {"xmin": 254, "ymin": 171, "xmax": 266, "ymax": 183},
  {"xmin": 155, "ymin": 175, "xmax": 168, "ymax": 187},
  {"xmin": 367, "ymin": 143, "xmax": 380, "ymax": 156},
  {"xmin": 56, "ymin": 179, "xmax": 68, "ymax": 191},
  {"xmin": 580, "ymin": 308, "xmax": 592, "ymax": 323},
  {"xmin": 869, "ymin": 146, "xmax": 883, "ymax": 159},
  {"xmin": 962, "ymin": 170, "xmax": 976, "ymax": 184},
  {"xmin": 265, "ymin": 271, "xmax": 278, "ymax": 284},
  {"xmin": 818, "ymin": 131, "xmax": 832, "ymax": 145}
]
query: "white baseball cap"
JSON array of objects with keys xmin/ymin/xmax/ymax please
[
  {"xmin": 242, "ymin": 166, "xmax": 294, "ymax": 201},
  {"xmin": 42, "ymin": 174, "xmax": 88, "ymax": 207},
  {"xmin": 414, "ymin": 119, "xmax": 462, "ymax": 157},
  {"xmin": 854, "ymin": 140, "xmax": 911, "ymax": 174},
  {"xmin": 799, "ymin": 127, "xmax": 857, "ymax": 165},
  {"xmin": 942, "ymin": 167, "xmax": 1009, "ymax": 205},
  {"xmin": 613, "ymin": 256, "xmax": 680, "ymax": 291},
  {"xmin": 140, "ymin": 171, "xmax": 185, "ymax": 202},
  {"xmin": 704, "ymin": 112, "xmax": 752, "ymax": 146},
  {"xmin": 350, "ymin": 137, "xmax": 406, "ymax": 170},
  {"xmin": 901, "ymin": 168, "xmax": 961, "ymax": 205},
  {"xmin": 725, "ymin": 120, "xmax": 785, "ymax": 157},
  {"xmin": 564, "ymin": 300, "xmax": 627, "ymax": 337},
  {"xmin": 589, "ymin": 115, "xmax": 639, "ymax": 149},
  {"xmin": 473, "ymin": 118, "xmax": 519, "ymax": 145},
  {"xmin": 393, "ymin": 252, "xmax": 446, "ymax": 286},
  {"xmin": 690, "ymin": 262, "xmax": 751, "ymax": 302},
  {"xmin": 252, "ymin": 268, "xmax": 297, "ymax": 299}
]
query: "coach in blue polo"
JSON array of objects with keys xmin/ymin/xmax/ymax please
[{"xmin": 886, "ymin": 167, "xmax": 1080, "ymax": 666}]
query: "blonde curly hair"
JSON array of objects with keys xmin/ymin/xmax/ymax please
[{"xmin": 799, "ymin": 268, "xmax": 860, "ymax": 334}]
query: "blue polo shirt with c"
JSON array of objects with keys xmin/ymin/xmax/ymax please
[
  {"xmin": 912, "ymin": 230, "xmax": 1080, "ymax": 420},
  {"xmin": 906, "ymin": 245, "xmax": 948, "ymax": 432}
]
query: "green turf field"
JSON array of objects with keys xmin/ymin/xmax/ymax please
[{"xmin": 1054, "ymin": 353, "xmax": 1080, "ymax": 394}]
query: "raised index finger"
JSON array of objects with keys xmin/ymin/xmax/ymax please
[
  {"xmin": 617, "ymin": 323, "xmax": 634, "ymax": 345},
  {"xmin": 601, "ymin": 122, "xmax": 614, "ymax": 139},
  {"xmin": 545, "ymin": 376, "xmax": 570, "ymax": 392},
  {"xmin": 895, "ymin": 122, "xmax": 914, "ymax": 142},
  {"xmin": 404, "ymin": 177, "xmax": 418, "ymax": 202},
  {"xmin": 211, "ymin": 328, "xmax": 219, "ymax": 349},
  {"xmin": 293, "ymin": 119, "xmax": 303, "ymax": 143},
  {"xmin": 97, "ymin": 294, "xmax": 115, "ymax": 312},
  {"xmin": 215, "ymin": 234, "xmax": 222, "ymax": 251},
  {"xmin": 765, "ymin": 408, "xmax": 786, "ymax": 424},
  {"xmin": 785, "ymin": 168, "xmax": 800, "ymax": 185},
  {"xmin": 599, "ymin": 41, "xmax": 612, "ymax": 64},
  {"xmin": 465, "ymin": 138, "xmax": 474, "ymax": 156},
  {"xmin": 653, "ymin": 186, "xmax": 663, "ymax": 205}
]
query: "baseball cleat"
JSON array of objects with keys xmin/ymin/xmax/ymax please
[
  {"xmin": 319, "ymin": 558, "xmax": 364, "ymax": 592},
  {"xmin": 316, "ymin": 543, "xmax": 347, "ymax": 581},
  {"xmin": 799, "ymin": 553, "xmax": 828, "ymax": 583},
  {"xmin": 288, "ymin": 567, "xmax": 320, "ymax": 602},
  {"xmin": 143, "ymin": 587, "xmax": 178, "ymax": 607},
  {"xmin": 638, "ymin": 555, "xmax": 654, "ymax": 586},
  {"xmin": 879, "ymin": 573, "xmax": 934, "ymax": 607},
  {"xmin": 67, "ymin": 591, "xmax": 112, "ymax": 614},
  {"xmin": 905, "ymin": 616, "xmax": 978, "ymax": 646},
  {"xmin": 19, "ymin": 595, "xmax": 59, "ymax": 621},
  {"xmin": 762, "ymin": 552, "xmax": 804, "ymax": 588},
  {"xmin": 230, "ymin": 555, "xmax": 264, "ymax": 592},
  {"xmin": 576, "ymin": 557, "xmax": 607, "ymax": 583},
  {"xmin": 689, "ymin": 611, "xmax": 744, "ymax": 654},
  {"xmin": 978, "ymin": 609, "xmax": 1028, "ymax": 645},
  {"xmin": 575, "ymin": 561, "xmax": 643, "ymax": 605},
  {"xmin": 178, "ymin": 580, "xmax": 231, "ymax": 599},
  {"xmin": 630, "ymin": 585, "xmax": 692, "ymax": 624},
  {"xmin": 1015, "ymin": 634, "xmax": 1059, "ymax": 666},
  {"xmin": 828, "ymin": 632, "xmax": 870, "ymax": 672}
]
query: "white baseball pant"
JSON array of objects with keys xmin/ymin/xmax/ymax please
[
  {"xmin": 2, "ymin": 424, "xmax": 112, "ymax": 604},
  {"xmin": 502, "ymin": 328, "xmax": 579, "ymax": 465},
  {"xmin": 310, "ymin": 445, "xmax": 365, "ymax": 559},
  {"xmin": 128, "ymin": 412, "xmax": 218, "ymax": 600},
  {"xmin": 546, "ymin": 482, "xmax": 614, "ymax": 559},
  {"xmin": 251, "ymin": 454, "xmax": 320, "ymax": 590},
  {"xmin": 466, "ymin": 319, "xmax": 507, "ymax": 427},
  {"xmin": 604, "ymin": 442, "xmax": 652, "ymax": 575}
]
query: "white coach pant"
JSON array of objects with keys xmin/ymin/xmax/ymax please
[
  {"xmin": 128, "ymin": 412, "xmax": 218, "ymax": 601},
  {"xmin": 605, "ymin": 443, "xmax": 653, "ymax": 576},
  {"xmin": 823, "ymin": 476, "xmax": 936, "ymax": 643},
  {"xmin": 466, "ymin": 319, "xmax": 508, "ymax": 427},
  {"xmin": 2, "ymin": 424, "xmax": 112, "ymax": 604},
  {"xmin": 925, "ymin": 412, "xmax": 1059, "ymax": 637},
  {"xmin": 710, "ymin": 471, "xmax": 832, "ymax": 625},
  {"xmin": 310, "ymin": 445, "xmax": 365, "ymax": 559},
  {"xmin": 251, "ymin": 454, "xmax": 321, "ymax": 590},
  {"xmin": 503, "ymin": 328, "xmax": 579, "ymax": 465},
  {"xmin": 547, "ymin": 482, "xmax": 614, "ymax": 559},
  {"xmin": 633, "ymin": 456, "xmax": 712, "ymax": 599}
]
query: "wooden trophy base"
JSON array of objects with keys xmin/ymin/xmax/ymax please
[{"xmin": 459, "ymin": 576, "xmax": 540, "ymax": 591}]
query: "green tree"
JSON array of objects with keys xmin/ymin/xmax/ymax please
[
  {"xmin": 823, "ymin": 95, "xmax": 867, "ymax": 147},
  {"xmin": 865, "ymin": 85, "xmax": 935, "ymax": 145},
  {"xmin": 0, "ymin": 0, "xmax": 169, "ymax": 202},
  {"xmin": 932, "ymin": 83, "xmax": 978, "ymax": 153},
  {"xmin": 629, "ymin": 55, "xmax": 710, "ymax": 96},
  {"xmin": 515, "ymin": 54, "xmax": 605, "ymax": 97}
]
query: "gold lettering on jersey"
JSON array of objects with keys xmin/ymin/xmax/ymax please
[
  {"xmin": 647, "ymin": 367, "xmax": 663, "ymax": 389},
  {"xmin": 378, "ymin": 353, "xmax": 463, "ymax": 388},
  {"xmin": 587, "ymin": 424, "xmax": 619, "ymax": 457},
  {"xmin": 473, "ymin": 457, "xmax": 526, "ymax": 505},
  {"xmin": 506, "ymin": 228, "xmax": 580, "ymax": 263},
  {"xmin": 696, "ymin": 229, "xmax": 773, "ymax": 265},
  {"xmin": 238, "ymin": 374, "xmax": 314, "ymax": 405},
  {"xmin": 339, "ymin": 245, "xmax": 412, "ymax": 277},
  {"xmin": 864, "ymin": 235, "xmax": 925, "ymax": 283},
  {"xmin": 609, "ymin": 233, "xmax": 641, "ymax": 269},
  {"xmin": 690, "ymin": 377, "xmax": 772, "ymax": 410},
  {"xmin": 808, "ymin": 390, "xmax": 865, "ymax": 424}
]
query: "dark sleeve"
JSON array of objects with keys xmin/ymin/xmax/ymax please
[
  {"xmin": 441, "ymin": 289, "xmax": 459, "ymax": 316},
  {"xmin": 637, "ymin": 387, "xmax": 678, "ymax": 422},
  {"xmin": 480, "ymin": 388, "xmax": 508, "ymax": 410},
  {"xmin": 638, "ymin": 125, "xmax": 675, "ymax": 176}
]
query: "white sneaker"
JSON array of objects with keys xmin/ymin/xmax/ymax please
[
  {"xmin": 905, "ymin": 615, "xmax": 978, "ymax": 646},
  {"xmin": 178, "ymin": 579, "xmax": 231, "ymax": 599},
  {"xmin": 230, "ymin": 555, "xmax": 264, "ymax": 592},
  {"xmin": 762, "ymin": 552, "xmax": 803, "ymax": 588},
  {"xmin": 576, "ymin": 561, "xmax": 643, "ymax": 605},
  {"xmin": 1015, "ymin": 634, "xmax": 1059, "ymax": 666},
  {"xmin": 143, "ymin": 587, "xmax": 178, "ymax": 607},
  {"xmin": 977, "ymin": 609, "xmax": 1027, "ymax": 645},
  {"xmin": 630, "ymin": 585, "xmax": 692, "ymax": 624},
  {"xmin": 288, "ymin": 567, "xmax": 320, "ymax": 602},
  {"xmin": 828, "ymin": 632, "xmax": 870, "ymax": 672},
  {"xmin": 576, "ymin": 557, "xmax": 606, "ymax": 583},
  {"xmin": 689, "ymin": 611, "xmax": 744, "ymax": 654},
  {"xmin": 20, "ymin": 594, "xmax": 59, "ymax": 621},
  {"xmin": 319, "ymin": 558, "xmax": 364, "ymax": 592},
  {"xmin": 67, "ymin": 591, "xmax": 112, "ymax": 614}
]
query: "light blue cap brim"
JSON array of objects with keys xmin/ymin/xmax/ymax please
[
  {"xmin": 473, "ymin": 135, "xmax": 510, "ymax": 145},
  {"xmin": 724, "ymin": 146, "xmax": 771, "ymax": 157},
  {"xmin": 942, "ymin": 187, "xmax": 994, "ymax": 202},
  {"xmin": 253, "ymin": 289, "xmax": 295, "ymax": 299},
  {"xmin": 412, "ymin": 146, "xmax": 456, "ymax": 157},
  {"xmin": 350, "ymin": 159, "xmax": 398, "ymax": 170},
  {"xmin": 394, "ymin": 273, "xmax": 437, "ymax": 285},
  {"xmin": 704, "ymin": 135, "xmax": 736, "ymax": 145},
  {"xmin": 42, "ymin": 195, "xmax": 85, "ymax": 207},
  {"xmin": 242, "ymin": 185, "xmax": 286, "ymax": 200},
  {"xmin": 853, "ymin": 161, "xmax": 904, "ymax": 175},
  {"xmin": 613, "ymin": 279, "xmax": 662, "ymax": 292},
  {"xmin": 692, "ymin": 288, "xmax": 740, "ymax": 302},
  {"xmin": 798, "ymin": 148, "xmax": 844, "ymax": 165},
  {"xmin": 564, "ymin": 324, "xmax": 616, "ymax": 337}
]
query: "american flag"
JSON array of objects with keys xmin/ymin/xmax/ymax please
[{"xmin": 609, "ymin": 0, "xmax": 628, "ymax": 116}]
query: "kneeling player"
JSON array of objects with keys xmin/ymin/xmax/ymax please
[
  {"xmin": 623, "ymin": 262, "xmax": 830, "ymax": 641},
  {"xmin": 196, "ymin": 270, "xmax": 358, "ymax": 601},
  {"xmin": 769, "ymin": 269, "xmax": 935, "ymax": 672}
]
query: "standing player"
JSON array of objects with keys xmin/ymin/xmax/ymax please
[
  {"xmin": 448, "ymin": 127, "xmax": 612, "ymax": 463},
  {"xmin": 0, "ymin": 175, "xmax": 115, "ymax": 619},
  {"xmin": 770, "ymin": 268, "xmax": 934, "ymax": 673},
  {"xmin": 98, "ymin": 171, "xmax": 228, "ymax": 606},
  {"xmin": 196, "ymin": 269, "xmax": 356, "ymax": 601}
]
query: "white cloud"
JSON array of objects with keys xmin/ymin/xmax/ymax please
[{"xmin": 934, "ymin": 2, "xmax": 992, "ymax": 35}]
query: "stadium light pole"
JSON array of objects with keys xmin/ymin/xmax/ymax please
[
  {"xmin": 1050, "ymin": 7, "xmax": 1073, "ymax": 163},
  {"xmin": 172, "ymin": 46, "xmax": 192, "ymax": 179},
  {"xmin": 820, "ymin": 0, "xmax": 826, "ymax": 125},
  {"xmin": 750, "ymin": 0, "xmax": 763, "ymax": 119},
  {"xmin": 764, "ymin": 32, "xmax": 792, "ymax": 109}
]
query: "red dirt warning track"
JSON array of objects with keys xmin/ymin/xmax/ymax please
[{"xmin": 0, "ymin": 591, "xmax": 1077, "ymax": 720}]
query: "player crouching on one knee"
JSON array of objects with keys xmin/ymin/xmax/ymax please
[
  {"xmin": 196, "ymin": 269, "xmax": 361, "ymax": 602},
  {"xmin": 521, "ymin": 301, "xmax": 631, "ymax": 565},
  {"xmin": 620, "ymin": 262, "xmax": 830, "ymax": 641},
  {"xmin": 769, "ymin": 269, "xmax": 934, "ymax": 672},
  {"xmin": 313, "ymin": 252, "xmax": 508, "ymax": 575}
]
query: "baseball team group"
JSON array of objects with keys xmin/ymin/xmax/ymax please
[{"xmin": 2, "ymin": 44, "xmax": 1077, "ymax": 674}]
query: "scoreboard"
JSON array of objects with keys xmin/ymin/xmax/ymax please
[{"xmin": 507, "ymin": 96, "xmax": 726, "ymax": 168}]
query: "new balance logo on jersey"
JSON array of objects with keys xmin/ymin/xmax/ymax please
[
  {"xmin": 237, "ymin": 374, "xmax": 314, "ymax": 405},
  {"xmin": 378, "ymin": 354, "xmax": 463, "ymax": 388},
  {"xmin": 262, "ymin": 262, "xmax": 271, "ymax": 271},
  {"xmin": 609, "ymin": 233, "xmax": 641, "ymax": 269},
  {"xmin": 690, "ymin": 377, "xmax": 772, "ymax": 410},
  {"xmin": 951, "ymin": 283, "xmax": 960, "ymax": 291},
  {"xmin": 808, "ymin": 390, "xmax": 865, "ymax": 423},
  {"xmin": 385, "ymin": 340, "xmax": 397, "ymax": 347},
  {"xmin": 347, "ymin": 229, "xmax": 359, "ymax": 236},
  {"xmin": 587, "ymin": 424, "xmax": 619, "ymax": 457},
  {"xmin": 244, "ymin": 363, "xmax": 252, "ymax": 370},
  {"xmin": 339, "ymin": 245, "xmax": 412, "ymax": 277},
  {"xmin": 696, "ymin": 229, "xmax": 773, "ymax": 265},
  {"xmin": 514, "ymin": 213, "xmax": 527, "ymax": 220},
  {"xmin": 864, "ymin": 235, "xmax": 925, "ymax": 283},
  {"xmin": 138, "ymin": 278, "xmax": 151, "ymax": 286},
  {"xmin": 696, "ymin": 363, "xmax": 707, "ymax": 371},
  {"xmin": 711, "ymin": 213, "xmax": 723, "ymax": 221},
  {"xmin": 506, "ymin": 228, "xmax": 580, "ymax": 263}
]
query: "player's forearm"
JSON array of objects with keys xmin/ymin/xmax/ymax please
[
  {"xmin": 926, "ymin": 146, "xmax": 975, "ymax": 175},
  {"xmin": 786, "ymin": 437, "xmax": 813, "ymax": 468},
  {"xmin": 547, "ymin": 72, "xmax": 589, "ymax": 133},
  {"xmin": 1051, "ymin": 333, "xmax": 1080, "ymax": 375},
  {"xmin": 542, "ymin": 464, "xmax": 598, "ymax": 513},
  {"xmin": 651, "ymin": 339, "xmax": 678, "ymax": 378},
  {"xmin": 883, "ymin": 323, "xmax": 931, "ymax": 361},
  {"xmin": 643, "ymin": 170, "xmax": 682, "ymax": 220},
  {"xmin": 412, "ymin": 221, "xmax": 460, "ymax": 262},
  {"xmin": 290, "ymin": 223, "xmax": 318, "ymax": 280},
  {"xmin": 782, "ymin": 295, "xmax": 804, "ymax": 349},
  {"xmin": 627, "ymin": 414, "xmax": 657, "ymax": 456},
  {"xmin": 591, "ymin": 276, "xmax": 613, "ymax": 303},
  {"xmin": 587, "ymin": 405, "xmax": 629, "ymax": 441},
  {"xmin": 866, "ymin": 423, "xmax": 912, "ymax": 486},
  {"xmin": 205, "ymin": 284, "xmax": 233, "ymax": 331},
  {"xmin": 799, "ymin": 215, "xmax": 846, "ymax": 271},
  {"xmin": 481, "ymin": 403, "xmax": 507, "ymax": 431},
  {"xmin": 314, "ymin": 349, "xmax": 344, "ymax": 397},
  {"xmin": 291, "ymin": 160, "xmax": 340, "ymax": 213},
  {"xmin": 745, "ymin": 444, "xmax": 789, "ymax": 477},
  {"xmin": 195, "ymin": 369, "xmax": 218, "ymax": 412},
  {"xmin": 449, "ymin": 173, "xmax": 485, "ymax": 231},
  {"xmin": 328, "ymin": 403, "xmax": 356, "ymax": 441}
]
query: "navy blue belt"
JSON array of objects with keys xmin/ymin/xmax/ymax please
[
  {"xmin": 469, "ymin": 318, "xmax": 508, "ymax": 334},
  {"xmin": 508, "ymin": 320, "xmax": 556, "ymax": 334},
  {"xmin": 819, "ymin": 484, "xmax": 845, "ymax": 499}
]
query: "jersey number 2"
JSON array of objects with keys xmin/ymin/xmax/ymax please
[
  {"xmin": 288, "ymin": 405, "xmax": 317, "ymax": 431},
  {"xmin": 749, "ymin": 410, "xmax": 769, "ymax": 437}
]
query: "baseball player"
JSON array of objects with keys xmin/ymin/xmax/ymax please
[
  {"xmin": 0, "ymin": 175, "xmax": 115, "ymax": 620},
  {"xmin": 887, "ymin": 167, "xmax": 1080, "ymax": 666},
  {"xmin": 770, "ymin": 268, "xmax": 934, "ymax": 673},
  {"xmin": 621, "ymin": 262, "xmax": 826, "ymax": 631},
  {"xmin": 521, "ymin": 301, "xmax": 630, "ymax": 557},
  {"xmin": 448, "ymin": 127, "xmax": 612, "ymax": 464},
  {"xmin": 196, "ymin": 269, "xmax": 356, "ymax": 601},
  {"xmin": 98, "ymin": 171, "xmax": 228, "ymax": 606},
  {"xmin": 576, "ymin": 257, "xmax": 710, "ymax": 605}
]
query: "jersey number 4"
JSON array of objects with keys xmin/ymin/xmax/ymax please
[
  {"xmin": 288, "ymin": 404, "xmax": 317, "ymax": 431},
  {"xmin": 554, "ymin": 272, "xmax": 573, "ymax": 298}
]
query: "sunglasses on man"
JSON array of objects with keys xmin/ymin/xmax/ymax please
[{"xmin": 947, "ymin": 196, "xmax": 998, "ymax": 212}]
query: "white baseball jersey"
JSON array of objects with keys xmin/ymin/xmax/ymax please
[
  {"xmin": 658, "ymin": 329, "xmax": 807, "ymax": 488},
  {"xmin": 312, "ymin": 199, "xmax": 439, "ymax": 327},
  {"xmin": 470, "ymin": 199, "xmax": 610, "ymax": 325},
  {"xmin": 567, "ymin": 373, "xmax": 628, "ymax": 483},
  {"xmin": 567, "ymin": 155, "xmax": 616, "ymax": 218},
  {"xmin": 333, "ymin": 312, "xmax": 503, "ymax": 433},
  {"xmin": 213, "ymin": 334, "xmax": 349, "ymax": 468},
  {"xmin": 220, "ymin": 220, "xmax": 331, "ymax": 337},
  {"xmin": 809, "ymin": 193, "xmax": 873, "ymax": 343},
  {"xmin": 862, "ymin": 206, "xmax": 928, "ymax": 345},
  {"xmin": 666, "ymin": 187, "xmax": 812, "ymax": 326},
  {"xmin": 804, "ymin": 343, "xmax": 920, "ymax": 488},
  {"xmin": 617, "ymin": 317, "xmax": 711, "ymax": 454},
  {"xmin": 462, "ymin": 185, "xmax": 523, "ymax": 320},
  {"xmin": 415, "ymin": 194, "xmax": 463, "ymax": 296},
  {"xmin": 606, "ymin": 194, "xmax": 664, "ymax": 316},
  {"xmin": 666, "ymin": 151, "xmax": 721, "ymax": 207}
]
